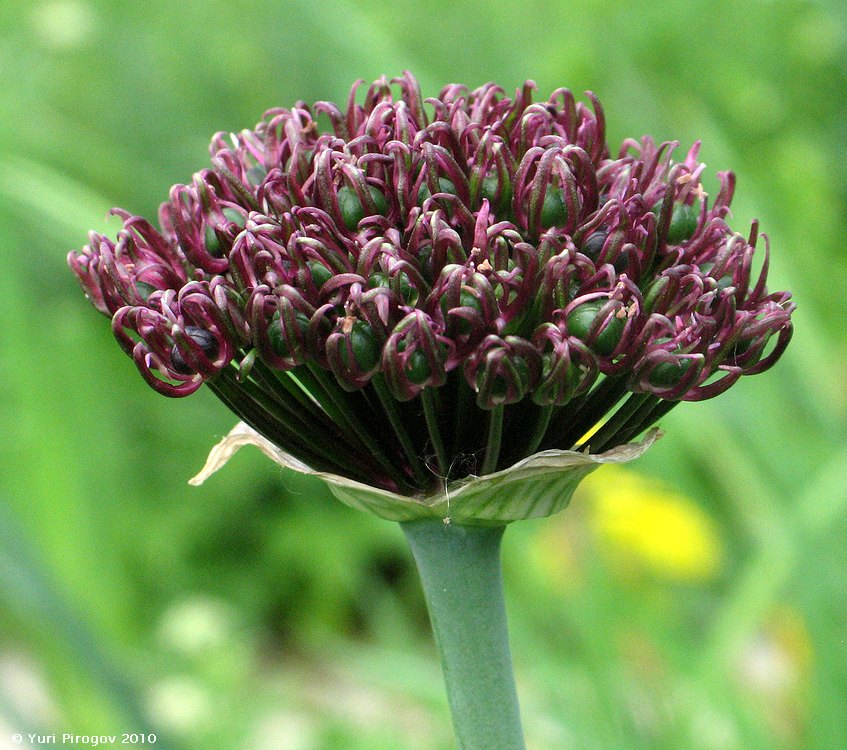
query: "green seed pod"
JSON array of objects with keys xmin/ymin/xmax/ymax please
[
  {"xmin": 667, "ymin": 203, "xmax": 698, "ymax": 244},
  {"xmin": 171, "ymin": 327, "xmax": 219, "ymax": 375},
  {"xmin": 580, "ymin": 230, "xmax": 607, "ymax": 261},
  {"xmin": 135, "ymin": 281, "xmax": 156, "ymax": 301},
  {"xmin": 337, "ymin": 185, "xmax": 389, "ymax": 231},
  {"xmin": 418, "ymin": 177, "xmax": 457, "ymax": 205},
  {"xmin": 540, "ymin": 187, "xmax": 568, "ymax": 229},
  {"xmin": 653, "ymin": 200, "xmax": 698, "ymax": 245},
  {"xmin": 699, "ymin": 262, "xmax": 734, "ymax": 290},
  {"xmin": 223, "ymin": 207, "xmax": 247, "ymax": 227},
  {"xmin": 369, "ymin": 271, "xmax": 389, "ymax": 288},
  {"xmin": 463, "ymin": 289, "xmax": 482, "ymax": 311},
  {"xmin": 347, "ymin": 320, "xmax": 381, "ymax": 372},
  {"xmin": 204, "ymin": 224, "xmax": 223, "ymax": 257},
  {"xmin": 648, "ymin": 357, "xmax": 692, "ymax": 387},
  {"xmin": 726, "ymin": 332, "xmax": 763, "ymax": 369},
  {"xmin": 369, "ymin": 271, "xmax": 417, "ymax": 305},
  {"xmin": 533, "ymin": 353, "xmax": 586, "ymax": 406},
  {"xmin": 204, "ymin": 208, "xmax": 246, "ymax": 257},
  {"xmin": 246, "ymin": 164, "xmax": 267, "ymax": 186},
  {"xmin": 642, "ymin": 277, "xmax": 670, "ymax": 315},
  {"xmin": 395, "ymin": 273, "xmax": 417, "ymax": 305},
  {"xmin": 308, "ymin": 260, "xmax": 333, "ymax": 290},
  {"xmin": 480, "ymin": 174, "xmax": 512, "ymax": 214},
  {"xmin": 441, "ymin": 289, "xmax": 483, "ymax": 335},
  {"xmin": 406, "ymin": 349, "xmax": 431, "ymax": 384},
  {"xmin": 567, "ymin": 300, "xmax": 625, "ymax": 356},
  {"xmin": 477, "ymin": 357, "xmax": 531, "ymax": 403},
  {"xmin": 268, "ymin": 310, "xmax": 310, "ymax": 357}
]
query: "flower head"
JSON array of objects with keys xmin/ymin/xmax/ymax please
[{"xmin": 69, "ymin": 72, "xmax": 794, "ymax": 510}]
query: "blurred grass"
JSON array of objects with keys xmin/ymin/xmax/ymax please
[{"xmin": 1, "ymin": 0, "xmax": 845, "ymax": 748}]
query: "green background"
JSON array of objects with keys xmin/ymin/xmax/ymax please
[{"xmin": 1, "ymin": 1, "xmax": 845, "ymax": 748}]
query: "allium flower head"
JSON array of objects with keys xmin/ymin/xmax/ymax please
[{"xmin": 69, "ymin": 72, "xmax": 794, "ymax": 517}]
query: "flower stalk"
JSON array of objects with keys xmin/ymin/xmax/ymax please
[{"xmin": 402, "ymin": 519, "xmax": 525, "ymax": 750}]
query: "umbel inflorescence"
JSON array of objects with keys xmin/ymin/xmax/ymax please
[{"xmin": 69, "ymin": 72, "xmax": 794, "ymax": 497}]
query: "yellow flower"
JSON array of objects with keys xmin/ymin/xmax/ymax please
[{"xmin": 584, "ymin": 466, "xmax": 722, "ymax": 581}]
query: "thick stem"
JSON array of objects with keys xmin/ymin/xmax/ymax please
[{"xmin": 401, "ymin": 519, "xmax": 526, "ymax": 750}]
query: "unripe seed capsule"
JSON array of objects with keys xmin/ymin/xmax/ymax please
[
  {"xmin": 441, "ymin": 289, "xmax": 483, "ymax": 335},
  {"xmin": 418, "ymin": 177, "xmax": 456, "ymax": 205},
  {"xmin": 135, "ymin": 281, "xmax": 156, "ymax": 301},
  {"xmin": 337, "ymin": 185, "xmax": 388, "ymax": 231},
  {"xmin": 268, "ymin": 310, "xmax": 310, "ymax": 357},
  {"xmin": 307, "ymin": 261, "xmax": 333, "ymax": 289},
  {"xmin": 203, "ymin": 208, "xmax": 246, "ymax": 257},
  {"xmin": 653, "ymin": 200, "xmax": 699, "ymax": 245},
  {"xmin": 477, "ymin": 357, "xmax": 530, "ymax": 402},
  {"xmin": 406, "ymin": 349, "xmax": 431, "ymax": 384},
  {"xmin": 171, "ymin": 327, "xmax": 219, "ymax": 375},
  {"xmin": 581, "ymin": 230, "xmax": 607, "ymax": 260},
  {"xmin": 648, "ymin": 358, "xmax": 692, "ymax": 387},
  {"xmin": 480, "ymin": 175, "xmax": 512, "ymax": 213},
  {"xmin": 204, "ymin": 224, "xmax": 223, "ymax": 257},
  {"xmin": 223, "ymin": 207, "xmax": 247, "ymax": 227},
  {"xmin": 346, "ymin": 321, "xmax": 381, "ymax": 372},
  {"xmin": 566, "ymin": 301, "xmax": 624, "ymax": 356},
  {"xmin": 540, "ymin": 187, "xmax": 568, "ymax": 229},
  {"xmin": 699, "ymin": 262, "xmax": 734, "ymax": 290}
]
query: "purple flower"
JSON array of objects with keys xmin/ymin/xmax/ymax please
[{"xmin": 69, "ymin": 72, "xmax": 794, "ymax": 496}]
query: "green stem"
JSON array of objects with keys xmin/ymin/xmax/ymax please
[
  {"xmin": 451, "ymin": 371, "xmax": 476, "ymax": 458},
  {"xmin": 207, "ymin": 376, "xmax": 346, "ymax": 477},
  {"xmin": 401, "ymin": 519, "xmax": 525, "ymax": 750},
  {"xmin": 583, "ymin": 392, "xmax": 652, "ymax": 453},
  {"xmin": 241, "ymin": 367, "xmax": 361, "ymax": 456},
  {"xmin": 421, "ymin": 387, "xmax": 449, "ymax": 478},
  {"xmin": 614, "ymin": 396, "xmax": 676, "ymax": 447},
  {"xmin": 251, "ymin": 359, "xmax": 325, "ymax": 419},
  {"xmin": 543, "ymin": 375, "xmax": 628, "ymax": 450},
  {"xmin": 371, "ymin": 374, "xmax": 431, "ymax": 489},
  {"xmin": 306, "ymin": 364, "xmax": 412, "ymax": 491},
  {"xmin": 481, "ymin": 404, "xmax": 505, "ymax": 475},
  {"xmin": 525, "ymin": 403, "xmax": 553, "ymax": 455}
]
